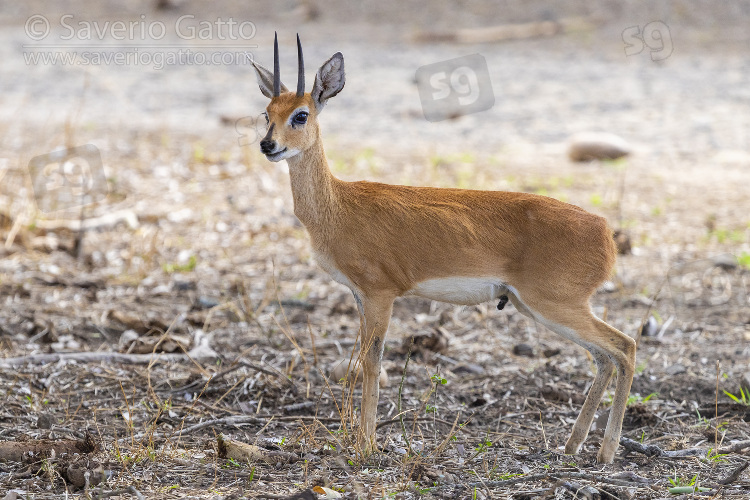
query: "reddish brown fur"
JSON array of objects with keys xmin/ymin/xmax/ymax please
[{"xmin": 254, "ymin": 59, "xmax": 633, "ymax": 464}]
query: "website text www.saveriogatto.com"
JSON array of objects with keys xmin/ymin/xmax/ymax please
[{"xmin": 23, "ymin": 14, "xmax": 257, "ymax": 70}]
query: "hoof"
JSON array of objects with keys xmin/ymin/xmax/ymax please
[
  {"xmin": 564, "ymin": 440, "xmax": 581, "ymax": 456},
  {"xmin": 596, "ymin": 448, "xmax": 615, "ymax": 464}
]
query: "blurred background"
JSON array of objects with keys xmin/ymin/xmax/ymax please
[
  {"xmin": 2, "ymin": 0, "xmax": 750, "ymax": 372},
  {"xmin": 2, "ymin": 0, "xmax": 749, "ymax": 356},
  {"xmin": 1, "ymin": 2, "xmax": 750, "ymax": 496}
]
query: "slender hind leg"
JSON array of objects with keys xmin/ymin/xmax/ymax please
[
  {"xmin": 507, "ymin": 292, "xmax": 635, "ymax": 463},
  {"xmin": 565, "ymin": 348, "xmax": 614, "ymax": 455},
  {"xmin": 590, "ymin": 317, "xmax": 636, "ymax": 463}
]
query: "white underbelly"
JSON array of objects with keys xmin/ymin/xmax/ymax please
[{"xmin": 406, "ymin": 277, "xmax": 508, "ymax": 306}]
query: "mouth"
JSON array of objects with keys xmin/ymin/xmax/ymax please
[{"xmin": 265, "ymin": 148, "xmax": 288, "ymax": 161}]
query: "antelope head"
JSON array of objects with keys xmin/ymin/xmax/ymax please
[{"xmin": 252, "ymin": 33, "xmax": 346, "ymax": 162}]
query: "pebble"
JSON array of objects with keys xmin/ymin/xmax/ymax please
[
  {"xmin": 665, "ymin": 363, "xmax": 686, "ymax": 375},
  {"xmin": 452, "ymin": 363, "xmax": 484, "ymax": 375},
  {"xmin": 640, "ymin": 316, "xmax": 659, "ymax": 337},
  {"xmin": 543, "ymin": 347, "xmax": 561, "ymax": 358},
  {"xmin": 36, "ymin": 413, "xmax": 55, "ymax": 429},
  {"xmin": 194, "ymin": 296, "xmax": 220, "ymax": 310},
  {"xmin": 567, "ymin": 132, "xmax": 632, "ymax": 162},
  {"xmin": 513, "ymin": 343, "xmax": 535, "ymax": 357}
]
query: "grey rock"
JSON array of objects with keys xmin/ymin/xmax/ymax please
[
  {"xmin": 665, "ymin": 363, "xmax": 686, "ymax": 375},
  {"xmin": 36, "ymin": 413, "xmax": 55, "ymax": 429},
  {"xmin": 513, "ymin": 343, "xmax": 535, "ymax": 357}
]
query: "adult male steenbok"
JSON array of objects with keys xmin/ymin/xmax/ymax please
[{"xmin": 251, "ymin": 34, "xmax": 636, "ymax": 464}]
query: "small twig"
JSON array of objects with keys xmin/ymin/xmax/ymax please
[
  {"xmin": 0, "ymin": 350, "xmax": 216, "ymax": 368},
  {"xmin": 559, "ymin": 480, "xmax": 600, "ymax": 500},
  {"xmin": 92, "ymin": 486, "xmax": 145, "ymax": 500},
  {"xmin": 398, "ymin": 340, "xmax": 414, "ymax": 454},
  {"xmin": 465, "ymin": 471, "xmax": 652, "ymax": 488},
  {"xmin": 620, "ymin": 437, "xmax": 706, "ymax": 458},
  {"xmin": 121, "ymin": 414, "xmax": 354, "ymax": 444},
  {"xmin": 717, "ymin": 460, "xmax": 749, "ymax": 485},
  {"xmin": 178, "ymin": 415, "xmax": 265, "ymax": 436},
  {"xmin": 281, "ymin": 401, "xmax": 316, "ymax": 413},
  {"xmin": 376, "ymin": 414, "xmax": 455, "ymax": 430},
  {"xmin": 716, "ymin": 360, "xmax": 720, "ymax": 453},
  {"xmin": 254, "ymin": 490, "xmax": 315, "ymax": 500}
]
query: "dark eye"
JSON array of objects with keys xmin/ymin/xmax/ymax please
[
  {"xmin": 263, "ymin": 112, "xmax": 269, "ymax": 125},
  {"xmin": 293, "ymin": 112, "xmax": 308, "ymax": 125}
]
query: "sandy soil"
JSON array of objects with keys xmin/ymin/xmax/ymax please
[{"xmin": 1, "ymin": 1, "xmax": 749, "ymax": 498}]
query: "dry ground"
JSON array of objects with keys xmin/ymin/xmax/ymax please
[{"xmin": 2, "ymin": 1, "xmax": 750, "ymax": 499}]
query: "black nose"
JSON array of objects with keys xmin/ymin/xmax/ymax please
[{"xmin": 260, "ymin": 139, "xmax": 276, "ymax": 154}]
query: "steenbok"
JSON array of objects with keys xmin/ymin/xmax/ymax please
[{"xmin": 251, "ymin": 34, "xmax": 635, "ymax": 464}]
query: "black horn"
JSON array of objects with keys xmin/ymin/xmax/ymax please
[
  {"xmin": 296, "ymin": 33, "xmax": 305, "ymax": 97},
  {"xmin": 273, "ymin": 32, "xmax": 281, "ymax": 97}
]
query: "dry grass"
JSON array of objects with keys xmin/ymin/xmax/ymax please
[{"xmin": 1, "ymin": 124, "xmax": 749, "ymax": 498}]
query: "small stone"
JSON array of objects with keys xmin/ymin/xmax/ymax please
[
  {"xmin": 329, "ymin": 359, "xmax": 387, "ymax": 388},
  {"xmin": 65, "ymin": 461, "xmax": 104, "ymax": 488},
  {"xmin": 173, "ymin": 279, "xmax": 197, "ymax": 291},
  {"xmin": 543, "ymin": 348, "xmax": 561, "ymax": 358},
  {"xmin": 613, "ymin": 230, "xmax": 632, "ymax": 255},
  {"xmin": 640, "ymin": 316, "xmax": 659, "ymax": 337},
  {"xmin": 194, "ymin": 296, "xmax": 220, "ymax": 310},
  {"xmin": 665, "ymin": 363, "xmax": 686, "ymax": 375},
  {"xmin": 288, "ymin": 310, "xmax": 309, "ymax": 324},
  {"xmin": 712, "ymin": 254, "xmax": 738, "ymax": 271},
  {"xmin": 513, "ymin": 343, "xmax": 534, "ymax": 357},
  {"xmin": 118, "ymin": 329, "xmax": 139, "ymax": 350},
  {"xmin": 452, "ymin": 363, "xmax": 484, "ymax": 375},
  {"xmin": 36, "ymin": 413, "xmax": 55, "ymax": 429},
  {"xmin": 567, "ymin": 132, "xmax": 631, "ymax": 162}
]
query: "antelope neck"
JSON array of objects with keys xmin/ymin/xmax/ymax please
[{"xmin": 285, "ymin": 134, "xmax": 340, "ymax": 228}]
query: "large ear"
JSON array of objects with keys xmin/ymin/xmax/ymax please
[
  {"xmin": 311, "ymin": 52, "xmax": 345, "ymax": 112},
  {"xmin": 252, "ymin": 61, "xmax": 288, "ymax": 99}
]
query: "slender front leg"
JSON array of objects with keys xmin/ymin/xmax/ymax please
[
  {"xmin": 565, "ymin": 351, "xmax": 614, "ymax": 454},
  {"xmin": 356, "ymin": 293, "xmax": 394, "ymax": 455}
]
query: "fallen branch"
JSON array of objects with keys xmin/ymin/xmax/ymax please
[
  {"xmin": 0, "ymin": 348, "xmax": 216, "ymax": 368},
  {"xmin": 718, "ymin": 440, "xmax": 750, "ymax": 455},
  {"xmin": 217, "ymin": 433, "xmax": 298, "ymax": 464},
  {"xmin": 559, "ymin": 481, "xmax": 600, "ymax": 500},
  {"xmin": 178, "ymin": 415, "xmax": 264, "ymax": 436},
  {"xmin": 376, "ymin": 415, "xmax": 456, "ymax": 430},
  {"xmin": 119, "ymin": 414, "xmax": 346, "ymax": 445},
  {"xmin": 35, "ymin": 209, "xmax": 139, "ymax": 231},
  {"xmin": 281, "ymin": 401, "xmax": 316, "ymax": 413},
  {"xmin": 0, "ymin": 435, "xmax": 98, "ymax": 462},
  {"xmin": 253, "ymin": 490, "xmax": 315, "ymax": 500},
  {"xmin": 466, "ymin": 470, "xmax": 653, "ymax": 489},
  {"xmin": 168, "ymin": 360, "xmax": 283, "ymax": 394},
  {"xmin": 91, "ymin": 486, "xmax": 145, "ymax": 500},
  {"xmin": 620, "ymin": 437, "xmax": 706, "ymax": 458}
]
